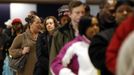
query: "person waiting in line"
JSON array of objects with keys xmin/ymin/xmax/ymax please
[
  {"xmin": 51, "ymin": 16, "xmax": 99, "ymax": 75},
  {"xmin": 106, "ymin": 0, "xmax": 134, "ymax": 74},
  {"xmin": 34, "ymin": 16, "xmax": 59, "ymax": 75},
  {"xmin": 57, "ymin": 5, "xmax": 70, "ymax": 26},
  {"xmin": 3, "ymin": 18, "xmax": 24, "ymax": 75},
  {"xmin": 49, "ymin": 1, "xmax": 86, "ymax": 75},
  {"xmin": 88, "ymin": 0, "xmax": 134, "ymax": 75},
  {"xmin": 9, "ymin": 15, "xmax": 42, "ymax": 75}
]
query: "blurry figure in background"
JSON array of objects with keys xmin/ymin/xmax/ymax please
[
  {"xmin": 116, "ymin": 30, "xmax": 134, "ymax": 75},
  {"xmin": 4, "ymin": 19, "xmax": 12, "ymax": 38},
  {"xmin": 57, "ymin": 5, "xmax": 70, "ymax": 26},
  {"xmin": 3, "ymin": 18, "xmax": 24, "ymax": 75},
  {"xmin": 10, "ymin": 18, "xmax": 24, "ymax": 46},
  {"xmin": 50, "ymin": 16, "xmax": 99, "ymax": 75},
  {"xmin": 89, "ymin": 0, "xmax": 134, "ymax": 75},
  {"xmin": 11, "ymin": 18, "xmax": 24, "ymax": 36},
  {"xmin": 39, "ymin": 17, "xmax": 45, "ymax": 33},
  {"xmin": 97, "ymin": 0, "xmax": 117, "ymax": 31},
  {"xmin": 0, "ymin": 27, "xmax": 9, "ymax": 75},
  {"xmin": 115, "ymin": 8, "xmax": 134, "ymax": 75},
  {"xmin": 28, "ymin": 11, "xmax": 37, "ymax": 17},
  {"xmin": 9, "ymin": 15, "xmax": 41, "ymax": 75},
  {"xmin": 34, "ymin": 16, "xmax": 59, "ymax": 75},
  {"xmin": 84, "ymin": 4, "xmax": 93, "ymax": 17},
  {"xmin": 3, "ymin": 19, "xmax": 13, "ymax": 75},
  {"xmin": 106, "ymin": 0, "xmax": 134, "ymax": 74},
  {"xmin": 3, "ymin": 19, "xmax": 12, "ymax": 53}
]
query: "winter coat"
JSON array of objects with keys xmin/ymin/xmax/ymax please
[
  {"xmin": 88, "ymin": 28, "xmax": 115, "ymax": 75},
  {"xmin": 49, "ymin": 23, "xmax": 75, "ymax": 66},
  {"xmin": 34, "ymin": 32, "xmax": 53, "ymax": 75},
  {"xmin": 9, "ymin": 29, "xmax": 37, "ymax": 75},
  {"xmin": 106, "ymin": 15, "xmax": 134, "ymax": 74},
  {"xmin": 51, "ymin": 35, "xmax": 97, "ymax": 75}
]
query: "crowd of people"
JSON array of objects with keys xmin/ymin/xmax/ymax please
[{"xmin": 0, "ymin": 0, "xmax": 134, "ymax": 75}]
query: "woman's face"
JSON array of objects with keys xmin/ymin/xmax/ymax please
[
  {"xmin": 45, "ymin": 18, "xmax": 55, "ymax": 32},
  {"xmin": 85, "ymin": 17, "xmax": 100, "ymax": 39},
  {"xmin": 31, "ymin": 16, "xmax": 42, "ymax": 33}
]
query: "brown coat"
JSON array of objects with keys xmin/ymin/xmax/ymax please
[{"xmin": 9, "ymin": 29, "xmax": 37, "ymax": 75}]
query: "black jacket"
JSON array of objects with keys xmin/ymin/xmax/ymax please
[
  {"xmin": 34, "ymin": 32, "xmax": 53, "ymax": 75},
  {"xmin": 0, "ymin": 32, "xmax": 9, "ymax": 59},
  {"xmin": 88, "ymin": 28, "xmax": 115, "ymax": 75}
]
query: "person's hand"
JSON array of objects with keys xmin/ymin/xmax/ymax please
[
  {"xmin": 59, "ymin": 68, "xmax": 76, "ymax": 75},
  {"xmin": 22, "ymin": 47, "xmax": 30, "ymax": 54}
]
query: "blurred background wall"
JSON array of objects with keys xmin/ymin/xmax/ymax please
[{"xmin": 0, "ymin": 0, "xmax": 101, "ymax": 27}]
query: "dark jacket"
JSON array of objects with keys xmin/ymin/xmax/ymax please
[
  {"xmin": 0, "ymin": 32, "xmax": 9, "ymax": 75},
  {"xmin": 34, "ymin": 32, "xmax": 53, "ymax": 75},
  {"xmin": 49, "ymin": 22, "xmax": 75, "ymax": 75},
  {"xmin": 88, "ymin": 28, "xmax": 115, "ymax": 75},
  {"xmin": 0, "ymin": 32, "xmax": 9, "ymax": 59},
  {"xmin": 49, "ymin": 23, "xmax": 75, "ymax": 61}
]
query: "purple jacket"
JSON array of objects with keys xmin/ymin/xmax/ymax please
[{"xmin": 50, "ymin": 35, "xmax": 92, "ymax": 75}]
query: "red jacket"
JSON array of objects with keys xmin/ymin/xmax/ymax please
[{"xmin": 106, "ymin": 15, "xmax": 134, "ymax": 74}]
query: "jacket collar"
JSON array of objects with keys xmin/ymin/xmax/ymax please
[{"xmin": 77, "ymin": 35, "xmax": 91, "ymax": 44}]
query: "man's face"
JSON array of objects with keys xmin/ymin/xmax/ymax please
[
  {"xmin": 115, "ymin": 4, "xmax": 133, "ymax": 23},
  {"xmin": 60, "ymin": 15, "xmax": 70, "ymax": 25},
  {"xmin": 69, "ymin": 5, "xmax": 85, "ymax": 25}
]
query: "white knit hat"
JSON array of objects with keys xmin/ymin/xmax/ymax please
[{"xmin": 4, "ymin": 19, "xmax": 12, "ymax": 26}]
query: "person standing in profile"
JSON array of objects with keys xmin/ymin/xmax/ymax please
[
  {"xmin": 9, "ymin": 15, "xmax": 42, "ymax": 75},
  {"xmin": 50, "ymin": 16, "xmax": 99, "ymax": 75},
  {"xmin": 49, "ymin": 1, "xmax": 86, "ymax": 74}
]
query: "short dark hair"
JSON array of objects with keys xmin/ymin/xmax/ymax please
[
  {"xmin": 78, "ymin": 16, "xmax": 92, "ymax": 35},
  {"xmin": 68, "ymin": 0, "xmax": 85, "ymax": 12},
  {"xmin": 115, "ymin": 0, "xmax": 134, "ymax": 11}
]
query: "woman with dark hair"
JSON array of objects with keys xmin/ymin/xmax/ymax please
[
  {"xmin": 34, "ymin": 16, "xmax": 59, "ymax": 75},
  {"xmin": 50, "ymin": 16, "xmax": 99, "ymax": 75},
  {"xmin": 9, "ymin": 15, "xmax": 42, "ymax": 75}
]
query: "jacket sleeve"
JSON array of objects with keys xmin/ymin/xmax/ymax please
[
  {"xmin": 106, "ymin": 16, "xmax": 133, "ymax": 74},
  {"xmin": 50, "ymin": 43, "xmax": 74, "ymax": 75},
  {"xmin": 117, "ymin": 31, "xmax": 134, "ymax": 75},
  {"xmin": 8, "ymin": 34, "xmax": 23, "ymax": 58},
  {"xmin": 88, "ymin": 35, "xmax": 107, "ymax": 70},
  {"xmin": 49, "ymin": 30, "xmax": 66, "ymax": 68},
  {"xmin": 49, "ymin": 31, "xmax": 60, "ymax": 64}
]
